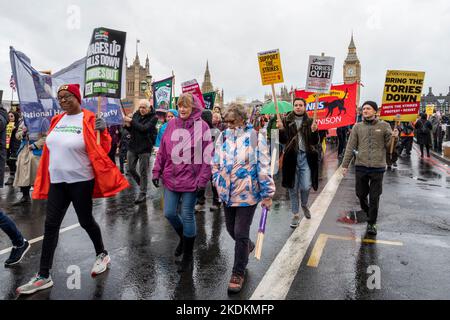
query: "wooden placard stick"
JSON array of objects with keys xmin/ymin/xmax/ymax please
[
  {"xmin": 97, "ymin": 96, "xmax": 102, "ymax": 145},
  {"xmin": 271, "ymin": 83, "xmax": 281, "ymax": 122}
]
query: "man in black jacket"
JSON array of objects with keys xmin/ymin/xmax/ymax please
[
  {"xmin": 278, "ymin": 98, "xmax": 319, "ymax": 228},
  {"xmin": 124, "ymin": 99, "xmax": 158, "ymax": 204}
]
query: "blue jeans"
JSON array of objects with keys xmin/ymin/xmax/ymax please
[
  {"xmin": 288, "ymin": 151, "xmax": 312, "ymax": 214},
  {"xmin": 164, "ymin": 189, "xmax": 197, "ymax": 238},
  {"xmin": 0, "ymin": 210, "xmax": 24, "ymax": 247}
]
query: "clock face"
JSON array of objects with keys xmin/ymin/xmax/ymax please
[{"xmin": 347, "ymin": 67, "xmax": 355, "ymax": 76}]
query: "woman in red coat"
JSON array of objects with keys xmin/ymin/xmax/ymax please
[{"xmin": 17, "ymin": 84, "xmax": 129, "ymax": 295}]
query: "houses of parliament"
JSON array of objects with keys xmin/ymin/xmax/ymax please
[{"xmin": 123, "ymin": 52, "xmax": 223, "ymax": 111}]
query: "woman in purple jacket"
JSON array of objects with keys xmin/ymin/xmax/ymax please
[{"xmin": 152, "ymin": 93, "xmax": 213, "ymax": 273}]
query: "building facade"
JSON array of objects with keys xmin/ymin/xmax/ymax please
[
  {"xmin": 201, "ymin": 61, "xmax": 224, "ymax": 107},
  {"xmin": 420, "ymin": 87, "xmax": 450, "ymax": 114},
  {"xmin": 124, "ymin": 53, "xmax": 151, "ymax": 112}
]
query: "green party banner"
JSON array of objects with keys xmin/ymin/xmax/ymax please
[
  {"xmin": 203, "ymin": 91, "xmax": 216, "ymax": 110},
  {"xmin": 152, "ymin": 76, "xmax": 173, "ymax": 110}
]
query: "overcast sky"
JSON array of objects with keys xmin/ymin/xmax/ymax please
[{"xmin": 1, "ymin": 0, "xmax": 449, "ymax": 104}]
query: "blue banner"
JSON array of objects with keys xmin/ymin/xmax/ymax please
[{"xmin": 10, "ymin": 47, "xmax": 124, "ymax": 134}]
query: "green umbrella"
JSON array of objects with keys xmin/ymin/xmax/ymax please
[{"xmin": 260, "ymin": 100, "xmax": 293, "ymax": 115}]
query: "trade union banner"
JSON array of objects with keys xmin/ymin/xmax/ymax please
[
  {"xmin": 294, "ymin": 82, "xmax": 357, "ymax": 130},
  {"xmin": 202, "ymin": 92, "xmax": 216, "ymax": 110},
  {"xmin": 10, "ymin": 47, "xmax": 124, "ymax": 134},
  {"xmin": 379, "ymin": 70, "xmax": 425, "ymax": 122},
  {"xmin": 152, "ymin": 77, "xmax": 173, "ymax": 111}
]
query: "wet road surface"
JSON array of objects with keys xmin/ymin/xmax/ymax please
[
  {"xmin": 0, "ymin": 143, "xmax": 448, "ymax": 300},
  {"xmin": 286, "ymin": 144, "xmax": 450, "ymax": 300}
]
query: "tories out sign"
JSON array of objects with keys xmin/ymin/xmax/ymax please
[{"xmin": 305, "ymin": 55, "xmax": 335, "ymax": 93}]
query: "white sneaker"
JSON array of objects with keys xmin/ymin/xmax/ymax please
[
  {"xmin": 91, "ymin": 253, "xmax": 111, "ymax": 277},
  {"xmin": 16, "ymin": 274, "xmax": 53, "ymax": 295},
  {"xmin": 290, "ymin": 215, "xmax": 301, "ymax": 228}
]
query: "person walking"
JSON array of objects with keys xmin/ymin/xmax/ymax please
[
  {"xmin": 0, "ymin": 104, "xmax": 30, "ymax": 266},
  {"xmin": 12, "ymin": 116, "xmax": 49, "ymax": 206},
  {"xmin": 123, "ymin": 99, "xmax": 158, "ymax": 204},
  {"xmin": 195, "ymin": 109, "xmax": 215, "ymax": 213},
  {"xmin": 398, "ymin": 121, "xmax": 415, "ymax": 156},
  {"xmin": 107, "ymin": 125, "xmax": 121, "ymax": 165},
  {"xmin": 16, "ymin": 84, "xmax": 129, "ymax": 295},
  {"xmin": 341, "ymin": 101, "xmax": 397, "ymax": 235},
  {"xmin": 277, "ymin": 98, "xmax": 320, "ymax": 228},
  {"xmin": 5, "ymin": 111, "xmax": 20, "ymax": 185},
  {"xmin": 337, "ymin": 125, "xmax": 349, "ymax": 158},
  {"xmin": 152, "ymin": 93, "xmax": 212, "ymax": 273},
  {"xmin": 118, "ymin": 127, "xmax": 131, "ymax": 174},
  {"xmin": 154, "ymin": 108, "xmax": 178, "ymax": 152},
  {"xmin": 415, "ymin": 113, "xmax": 433, "ymax": 158},
  {"xmin": 213, "ymin": 103, "xmax": 275, "ymax": 293}
]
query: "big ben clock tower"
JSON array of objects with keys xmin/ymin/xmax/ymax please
[{"xmin": 343, "ymin": 33, "xmax": 361, "ymax": 108}]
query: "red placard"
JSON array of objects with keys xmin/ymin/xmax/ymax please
[{"xmin": 181, "ymin": 79, "xmax": 205, "ymax": 108}]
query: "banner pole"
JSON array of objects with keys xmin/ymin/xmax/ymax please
[
  {"xmin": 314, "ymin": 93, "xmax": 319, "ymax": 123},
  {"xmin": 172, "ymin": 70, "xmax": 175, "ymax": 108},
  {"xmin": 390, "ymin": 115, "xmax": 401, "ymax": 157},
  {"xmin": 271, "ymin": 84, "xmax": 280, "ymax": 122},
  {"xmin": 97, "ymin": 96, "xmax": 101, "ymax": 145}
]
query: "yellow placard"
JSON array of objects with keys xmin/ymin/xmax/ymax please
[
  {"xmin": 380, "ymin": 70, "xmax": 425, "ymax": 122},
  {"xmin": 426, "ymin": 105, "xmax": 434, "ymax": 116},
  {"xmin": 258, "ymin": 49, "xmax": 284, "ymax": 86}
]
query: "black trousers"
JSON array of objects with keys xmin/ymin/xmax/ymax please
[
  {"xmin": 39, "ymin": 179, "xmax": 105, "ymax": 277},
  {"xmin": 224, "ymin": 204, "xmax": 257, "ymax": 277},
  {"xmin": 398, "ymin": 136, "xmax": 413, "ymax": 155},
  {"xmin": 355, "ymin": 171, "xmax": 384, "ymax": 225},
  {"xmin": 419, "ymin": 144, "xmax": 430, "ymax": 157},
  {"xmin": 337, "ymin": 131, "xmax": 347, "ymax": 156},
  {"xmin": 108, "ymin": 143, "xmax": 118, "ymax": 165}
]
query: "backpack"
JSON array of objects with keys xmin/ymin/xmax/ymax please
[
  {"xmin": 417, "ymin": 120, "xmax": 428, "ymax": 135},
  {"xmin": 402, "ymin": 124, "xmax": 413, "ymax": 135}
]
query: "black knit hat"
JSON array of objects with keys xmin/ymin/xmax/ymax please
[{"xmin": 362, "ymin": 101, "xmax": 378, "ymax": 112}]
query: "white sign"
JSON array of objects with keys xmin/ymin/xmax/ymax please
[{"xmin": 305, "ymin": 55, "xmax": 335, "ymax": 93}]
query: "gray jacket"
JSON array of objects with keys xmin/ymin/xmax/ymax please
[{"xmin": 342, "ymin": 118, "xmax": 392, "ymax": 169}]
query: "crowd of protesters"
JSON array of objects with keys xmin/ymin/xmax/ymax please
[{"xmin": 1, "ymin": 83, "xmax": 450, "ymax": 296}]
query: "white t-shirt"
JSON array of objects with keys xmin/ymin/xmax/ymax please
[{"xmin": 46, "ymin": 113, "xmax": 94, "ymax": 184}]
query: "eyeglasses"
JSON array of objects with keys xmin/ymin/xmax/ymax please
[
  {"xmin": 57, "ymin": 94, "xmax": 74, "ymax": 101},
  {"xmin": 224, "ymin": 119, "xmax": 237, "ymax": 124}
]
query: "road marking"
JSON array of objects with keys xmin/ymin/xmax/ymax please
[
  {"xmin": 307, "ymin": 233, "xmax": 403, "ymax": 268},
  {"xmin": 250, "ymin": 167, "xmax": 344, "ymax": 300},
  {"xmin": 0, "ymin": 223, "xmax": 80, "ymax": 256}
]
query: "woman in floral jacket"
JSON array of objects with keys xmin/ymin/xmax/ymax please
[{"xmin": 212, "ymin": 103, "xmax": 275, "ymax": 294}]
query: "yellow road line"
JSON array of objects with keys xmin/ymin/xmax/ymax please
[
  {"xmin": 307, "ymin": 233, "xmax": 403, "ymax": 268},
  {"xmin": 306, "ymin": 234, "xmax": 328, "ymax": 268}
]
